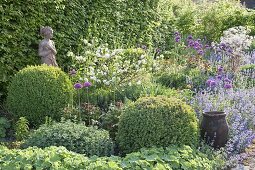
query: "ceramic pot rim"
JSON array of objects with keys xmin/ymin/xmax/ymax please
[{"xmin": 203, "ymin": 111, "xmax": 226, "ymax": 117}]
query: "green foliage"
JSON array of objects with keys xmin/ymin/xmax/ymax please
[
  {"xmin": 0, "ymin": 145, "xmax": 224, "ymax": 170},
  {"xmin": 1, "ymin": 0, "xmax": 254, "ymax": 101},
  {"xmin": 238, "ymin": 64, "xmax": 255, "ymax": 88},
  {"xmin": 195, "ymin": 1, "xmax": 255, "ymax": 42},
  {"xmin": 0, "ymin": 117, "xmax": 10, "ymax": 139},
  {"xmin": 79, "ymin": 87, "xmax": 119, "ymax": 111},
  {"xmin": 6, "ymin": 65, "xmax": 73, "ymax": 127},
  {"xmin": 198, "ymin": 142, "xmax": 227, "ymax": 170},
  {"xmin": 0, "ymin": 0, "xmax": 160, "ymax": 101},
  {"xmin": 22, "ymin": 121, "xmax": 114, "ymax": 157},
  {"xmin": 14, "ymin": 117, "xmax": 29, "ymax": 141},
  {"xmin": 117, "ymin": 96, "xmax": 199, "ymax": 154},
  {"xmin": 101, "ymin": 104, "xmax": 124, "ymax": 140},
  {"xmin": 118, "ymin": 84, "xmax": 144, "ymax": 102},
  {"xmin": 157, "ymin": 66, "xmax": 210, "ymax": 90},
  {"xmin": 78, "ymin": 83, "xmax": 188, "ymax": 111},
  {"xmin": 157, "ymin": 72, "xmax": 187, "ymax": 89},
  {"xmin": 186, "ymin": 68, "xmax": 209, "ymax": 90},
  {"xmin": 79, "ymin": 103, "xmax": 102, "ymax": 126},
  {"xmin": 240, "ymin": 64, "xmax": 255, "ymax": 71}
]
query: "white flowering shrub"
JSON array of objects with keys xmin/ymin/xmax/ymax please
[
  {"xmin": 210, "ymin": 26, "xmax": 254, "ymax": 72},
  {"xmin": 220, "ymin": 26, "xmax": 254, "ymax": 56},
  {"xmin": 68, "ymin": 40, "xmax": 163, "ymax": 88}
]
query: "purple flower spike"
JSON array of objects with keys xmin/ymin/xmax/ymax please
[
  {"xmin": 216, "ymin": 75, "xmax": 222, "ymax": 80},
  {"xmin": 206, "ymin": 79, "xmax": 212, "ymax": 86},
  {"xmin": 227, "ymin": 47, "xmax": 233, "ymax": 54},
  {"xmin": 216, "ymin": 48, "xmax": 222, "ymax": 53},
  {"xmin": 219, "ymin": 43, "xmax": 226, "ymax": 49},
  {"xmin": 175, "ymin": 36, "xmax": 181, "ymax": 43},
  {"xmin": 174, "ymin": 31, "xmax": 180, "ymax": 36},
  {"xmin": 218, "ymin": 66, "xmax": 224, "ymax": 73},
  {"xmin": 194, "ymin": 46, "xmax": 201, "ymax": 50},
  {"xmin": 187, "ymin": 35, "xmax": 193, "ymax": 40},
  {"xmin": 84, "ymin": 82, "xmax": 92, "ymax": 88},
  {"xmin": 188, "ymin": 40, "xmax": 194, "ymax": 47},
  {"xmin": 74, "ymin": 83, "xmax": 83, "ymax": 89},
  {"xmin": 224, "ymin": 78, "xmax": 232, "ymax": 83},
  {"xmin": 210, "ymin": 80, "xmax": 216, "ymax": 87},
  {"xmin": 198, "ymin": 50, "xmax": 204, "ymax": 55},
  {"xmin": 224, "ymin": 83, "xmax": 232, "ymax": 89},
  {"xmin": 205, "ymin": 44, "xmax": 211, "ymax": 49}
]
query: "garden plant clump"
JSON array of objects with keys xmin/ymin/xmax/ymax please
[
  {"xmin": 22, "ymin": 120, "xmax": 114, "ymax": 157},
  {"xmin": 0, "ymin": 145, "xmax": 224, "ymax": 170},
  {"xmin": 1, "ymin": 0, "xmax": 255, "ymax": 169},
  {"xmin": 117, "ymin": 96, "xmax": 199, "ymax": 154},
  {"xmin": 6, "ymin": 65, "xmax": 74, "ymax": 127}
]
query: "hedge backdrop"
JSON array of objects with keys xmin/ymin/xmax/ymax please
[{"xmin": 1, "ymin": 0, "xmax": 255, "ymax": 101}]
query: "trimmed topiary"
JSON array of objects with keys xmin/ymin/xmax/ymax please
[
  {"xmin": 7, "ymin": 65, "xmax": 73, "ymax": 127},
  {"xmin": 22, "ymin": 121, "xmax": 114, "ymax": 156},
  {"xmin": 117, "ymin": 96, "xmax": 199, "ymax": 154}
]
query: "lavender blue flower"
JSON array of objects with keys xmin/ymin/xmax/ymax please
[
  {"xmin": 224, "ymin": 78, "xmax": 232, "ymax": 83},
  {"xmin": 219, "ymin": 43, "xmax": 226, "ymax": 50},
  {"xmin": 198, "ymin": 50, "xmax": 204, "ymax": 56},
  {"xmin": 175, "ymin": 36, "xmax": 181, "ymax": 43},
  {"xmin": 174, "ymin": 31, "xmax": 180, "ymax": 36},
  {"xmin": 192, "ymin": 87, "xmax": 255, "ymax": 159},
  {"xmin": 218, "ymin": 66, "xmax": 224, "ymax": 73},
  {"xmin": 216, "ymin": 75, "xmax": 223, "ymax": 80},
  {"xmin": 210, "ymin": 80, "xmax": 216, "ymax": 87},
  {"xmin": 224, "ymin": 83, "xmax": 232, "ymax": 89},
  {"xmin": 206, "ymin": 79, "xmax": 212, "ymax": 86},
  {"xmin": 187, "ymin": 35, "xmax": 193, "ymax": 40},
  {"xmin": 205, "ymin": 44, "xmax": 211, "ymax": 49}
]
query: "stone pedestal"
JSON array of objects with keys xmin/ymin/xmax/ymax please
[{"xmin": 241, "ymin": 0, "xmax": 255, "ymax": 9}]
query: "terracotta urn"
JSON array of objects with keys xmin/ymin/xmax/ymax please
[{"xmin": 200, "ymin": 111, "xmax": 229, "ymax": 148}]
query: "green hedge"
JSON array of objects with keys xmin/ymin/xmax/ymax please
[
  {"xmin": 117, "ymin": 96, "xmax": 199, "ymax": 154},
  {"xmin": 0, "ymin": 145, "xmax": 224, "ymax": 170},
  {"xmin": 1, "ymin": 0, "xmax": 254, "ymax": 101},
  {"xmin": 0, "ymin": 117, "xmax": 10, "ymax": 140},
  {"xmin": 0, "ymin": 0, "xmax": 160, "ymax": 101},
  {"xmin": 6, "ymin": 65, "xmax": 73, "ymax": 127}
]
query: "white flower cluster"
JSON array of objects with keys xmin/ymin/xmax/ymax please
[
  {"xmin": 220, "ymin": 26, "xmax": 254, "ymax": 56},
  {"xmin": 71, "ymin": 47, "xmax": 163, "ymax": 87}
]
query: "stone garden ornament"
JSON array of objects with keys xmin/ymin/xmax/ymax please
[{"xmin": 39, "ymin": 26, "xmax": 58, "ymax": 66}]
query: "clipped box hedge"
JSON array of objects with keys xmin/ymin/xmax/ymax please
[
  {"xmin": 117, "ymin": 96, "xmax": 199, "ymax": 154},
  {"xmin": 7, "ymin": 65, "xmax": 73, "ymax": 127}
]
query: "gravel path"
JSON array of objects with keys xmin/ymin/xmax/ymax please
[{"xmin": 232, "ymin": 140, "xmax": 255, "ymax": 170}]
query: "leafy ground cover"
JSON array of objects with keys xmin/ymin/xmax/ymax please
[{"xmin": 0, "ymin": 145, "xmax": 223, "ymax": 170}]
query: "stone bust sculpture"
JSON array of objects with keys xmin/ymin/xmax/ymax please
[{"xmin": 39, "ymin": 26, "xmax": 58, "ymax": 66}]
